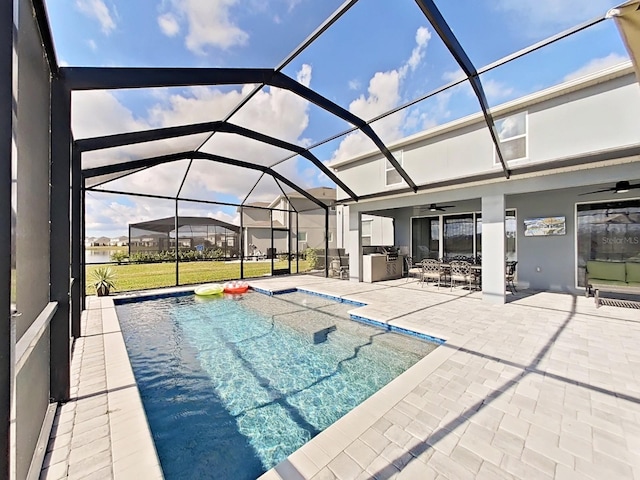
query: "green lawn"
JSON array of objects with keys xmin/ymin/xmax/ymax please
[{"xmin": 85, "ymin": 259, "xmax": 313, "ymax": 295}]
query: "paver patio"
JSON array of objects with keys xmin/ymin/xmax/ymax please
[{"xmin": 41, "ymin": 276, "xmax": 640, "ymax": 479}]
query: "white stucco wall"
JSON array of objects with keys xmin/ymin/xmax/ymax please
[{"xmin": 332, "ymin": 66, "xmax": 640, "ymax": 200}]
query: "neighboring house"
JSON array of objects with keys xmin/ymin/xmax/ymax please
[
  {"xmin": 90, "ymin": 236, "xmax": 111, "ymax": 247},
  {"xmin": 330, "ymin": 62, "xmax": 640, "ymax": 302},
  {"xmin": 109, "ymin": 236, "xmax": 129, "ymax": 247},
  {"xmin": 242, "ymin": 187, "xmax": 343, "ymax": 257}
]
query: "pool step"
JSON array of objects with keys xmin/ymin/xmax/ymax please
[{"xmin": 274, "ymin": 314, "xmax": 337, "ymax": 344}]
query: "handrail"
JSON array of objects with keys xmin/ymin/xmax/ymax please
[{"xmin": 15, "ymin": 302, "xmax": 58, "ymax": 374}]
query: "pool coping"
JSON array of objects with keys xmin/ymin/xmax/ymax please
[
  {"xmin": 111, "ymin": 283, "xmax": 454, "ymax": 480},
  {"xmin": 89, "ymin": 296, "xmax": 165, "ymax": 479}
]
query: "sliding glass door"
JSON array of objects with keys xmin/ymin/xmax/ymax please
[
  {"xmin": 444, "ymin": 214, "xmax": 474, "ymax": 259},
  {"xmin": 576, "ymin": 199, "xmax": 640, "ymax": 286},
  {"xmin": 412, "ymin": 210, "xmax": 517, "ymax": 263},
  {"xmin": 411, "ymin": 217, "xmax": 439, "ymax": 261}
]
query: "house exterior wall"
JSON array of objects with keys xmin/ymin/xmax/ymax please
[
  {"xmin": 298, "ymin": 209, "xmax": 336, "ymax": 250},
  {"xmin": 242, "ymin": 207, "xmax": 270, "ymax": 224},
  {"xmin": 331, "ymin": 66, "xmax": 640, "ymax": 294},
  {"xmin": 337, "ymin": 207, "xmax": 394, "ymax": 248},
  {"xmin": 333, "ymin": 66, "xmax": 640, "ymax": 200}
]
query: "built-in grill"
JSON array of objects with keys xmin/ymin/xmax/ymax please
[
  {"xmin": 362, "ymin": 246, "xmax": 404, "ymax": 282},
  {"xmin": 380, "ymin": 246, "xmax": 399, "ymax": 261},
  {"xmin": 362, "ymin": 245, "xmax": 399, "ymax": 261}
]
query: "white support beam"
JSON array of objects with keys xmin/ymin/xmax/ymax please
[
  {"xmin": 347, "ymin": 208, "xmax": 362, "ymax": 282},
  {"xmin": 482, "ymin": 195, "xmax": 506, "ymax": 304}
]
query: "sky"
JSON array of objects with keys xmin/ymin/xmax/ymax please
[{"xmin": 40, "ymin": 0, "xmax": 630, "ymax": 238}]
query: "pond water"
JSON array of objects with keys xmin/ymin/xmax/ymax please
[{"xmin": 85, "ymin": 249, "xmax": 119, "ymax": 264}]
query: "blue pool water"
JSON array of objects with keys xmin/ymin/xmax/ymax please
[{"xmin": 116, "ymin": 291, "xmax": 438, "ymax": 479}]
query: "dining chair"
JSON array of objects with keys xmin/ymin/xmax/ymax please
[
  {"xmin": 405, "ymin": 257, "xmax": 421, "ymax": 282},
  {"xmin": 420, "ymin": 259, "xmax": 442, "ymax": 288},
  {"xmin": 449, "ymin": 260, "xmax": 472, "ymax": 291},
  {"xmin": 506, "ymin": 261, "xmax": 518, "ymax": 293}
]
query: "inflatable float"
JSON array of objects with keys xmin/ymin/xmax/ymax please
[
  {"xmin": 223, "ymin": 281, "xmax": 250, "ymax": 294},
  {"xmin": 194, "ymin": 283, "xmax": 224, "ymax": 296}
]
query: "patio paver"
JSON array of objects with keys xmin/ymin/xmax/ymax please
[{"xmin": 42, "ymin": 276, "xmax": 640, "ymax": 479}]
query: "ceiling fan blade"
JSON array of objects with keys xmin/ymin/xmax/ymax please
[
  {"xmin": 629, "ymin": 183, "xmax": 640, "ymax": 189},
  {"xmin": 578, "ymin": 188, "xmax": 614, "ymax": 196}
]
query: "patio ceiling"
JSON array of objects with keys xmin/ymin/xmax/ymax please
[{"xmin": 36, "ymin": 0, "xmax": 637, "ymax": 209}]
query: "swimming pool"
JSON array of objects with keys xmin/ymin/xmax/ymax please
[{"xmin": 116, "ymin": 290, "xmax": 439, "ymax": 479}]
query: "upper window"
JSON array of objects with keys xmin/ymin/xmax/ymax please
[
  {"xmin": 298, "ymin": 231, "xmax": 307, "ymax": 242},
  {"xmin": 494, "ymin": 112, "xmax": 527, "ymax": 164},
  {"xmin": 385, "ymin": 150, "xmax": 404, "ymax": 187}
]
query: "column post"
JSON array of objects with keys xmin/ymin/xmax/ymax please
[{"xmin": 481, "ymin": 194, "xmax": 506, "ymax": 304}]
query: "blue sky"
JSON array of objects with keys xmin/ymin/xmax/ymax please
[{"xmin": 43, "ymin": 0, "xmax": 630, "ymax": 237}]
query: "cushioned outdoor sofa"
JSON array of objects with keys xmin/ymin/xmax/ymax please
[{"xmin": 585, "ymin": 260, "xmax": 640, "ymax": 307}]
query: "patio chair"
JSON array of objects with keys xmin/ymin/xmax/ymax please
[
  {"xmin": 506, "ymin": 261, "xmax": 518, "ymax": 294},
  {"xmin": 338, "ymin": 255, "xmax": 349, "ymax": 280},
  {"xmin": 405, "ymin": 257, "xmax": 421, "ymax": 282},
  {"xmin": 420, "ymin": 259, "xmax": 443, "ymax": 288},
  {"xmin": 449, "ymin": 260, "xmax": 472, "ymax": 291}
]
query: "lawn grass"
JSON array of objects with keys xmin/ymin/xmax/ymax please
[{"xmin": 85, "ymin": 260, "xmax": 313, "ymax": 295}]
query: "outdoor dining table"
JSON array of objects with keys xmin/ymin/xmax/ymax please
[{"xmin": 416, "ymin": 261, "xmax": 482, "ymax": 290}]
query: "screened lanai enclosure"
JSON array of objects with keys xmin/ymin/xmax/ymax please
[{"xmin": 4, "ymin": 0, "xmax": 640, "ymax": 477}]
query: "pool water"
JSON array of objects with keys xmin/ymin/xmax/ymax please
[{"xmin": 116, "ymin": 291, "xmax": 438, "ymax": 479}]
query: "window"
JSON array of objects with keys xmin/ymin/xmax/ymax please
[
  {"xmin": 327, "ymin": 231, "xmax": 334, "ymax": 243},
  {"xmin": 414, "ymin": 209, "xmax": 517, "ymax": 263},
  {"xmin": 411, "ymin": 216, "xmax": 439, "ymax": 261},
  {"xmin": 576, "ymin": 199, "xmax": 640, "ymax": 287},
  {"xmin": 444, "ymin": 214, "xmax": 474, "ymax": 259},
  {"xmin": 495, "ymin": 112, "xmax": 527, "ymax": 163},
  {"xmin": 362, "ymin": 220, "xmax": 372, "ymax": 246},
  {"xmin": 298, "ymin": 231, "xmax": 307, "ymax": 242},
  {"xmin": 385, "ymin": 150, "xmax": 403, "ymax": 187}
]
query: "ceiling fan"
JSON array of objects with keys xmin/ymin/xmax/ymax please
[
  {"xmin": 426, "ymin": 203, "xmax": 455, "ymax": 212},
  {"xmin": 579, "ymin": 180, "xmax": 640, "ymax": 196}
]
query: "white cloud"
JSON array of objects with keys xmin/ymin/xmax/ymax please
[
  {"xmin": 75, "ymin": 0, "xmax": 116, "ymax": 35},
  {"xmin": 162, "ymin": 0, "xmax": 249, "ymax": 54},
  {"xmin": 482, "ymin": 79, "xmax": 514, "ymax": 102},
  {"xmin": 285, "ymin": 0, "xmax": 302, "ymax": 12},
  {"xmin": 563, "ymin": 53, "xmax": 628, "ymax": 82},
  {"xmin": 443, "ymin": 69, "xmax": 514, "ymax": 103},
  {"xmin": 349, "ymin": 71, "xmax": 402, "ymax": 120},
  {"xmin": 72, "ymin": 91, "xmax": 149, "ymax": 139},
  {"xmin": 75, "ymin": 65, "xmax": 316, "ymax": 235},
  {"xmin": 405, "ymin": 27, "xmax": 431, "ymax": 72},
  {"xmin": 158, "ymin": 13, "xmax": 180, "ymax": 37},
  {"xmin": 87, "ymin": 39, "xmax": 97, "ymax": 51},
  {"xmin": 296, "ymin": 63, "xmax": 312, "ymax": 87},
  {"xmin": 348, "ymin": 79, "xmax": 361, "ymax": 91},
  {"xmin": 330, "ymin": 27, "xmax": 431, "ymax": 162},
  {"xmin": 493, "ymin": 1, "xmax": 616, "ymax": 37},
  {"xmin": 442, "ymin": 69, "xmax": 465, "ymax": 84}
]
